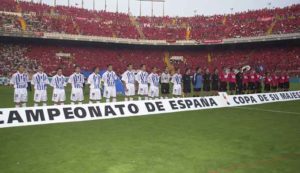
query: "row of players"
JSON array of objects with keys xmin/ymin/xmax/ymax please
[
  {"xmin": 10, "ymin": 64, "xmax": 181, "ymax": 107},
  {"xmin": 10, "ymin": 64, "xmax": 290, "ymax": 107}
]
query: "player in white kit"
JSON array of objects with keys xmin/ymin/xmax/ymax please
[
  {"xmin": 160, "ymin": 67, "xmax": 171, "ymax": 99},
  {"xmin": 148, "ymin": 67, "xmax": 160, "ymax": 99},
  {"xmin": 102, "ymin": 64, "xmax": 118, "ymax": 103},
  {"xmin": 135, "ymin": 64, "xmax": 149, "ymax": 100},
  {"xmin": 122, "ymin": 64, "xmax": 136, "ymax": 101},
  {"xmin": 171, "ymin": 68, "xmax": 182, "ymax": 97},
  {"xmin": 68, "ymin": 66, "xmax": 85, "ymax": 104},
  {"xmin": 87, "ymin": 67, "xmax": 102, "ymax": 103},
  {"xmin": 10, "ymin": 65, "xmax": 29, "ymax": 107},
  {"xmin": 51, "ymin": 68, "xmax": 66, "ymax": 105},
  {"xmin": 32, "ymin": 65, "xmax": 49, "ymax": 106}
]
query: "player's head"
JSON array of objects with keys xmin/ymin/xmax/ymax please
[
  {"xmin": 214, "ymin": 68, "xmax": 218, "ymax": 74},
  {"xmin": 93, "ymin": 66, "xmax": 99, "ymax": 73},
  {"xmin": 140, "ymin": 64, "xmax": 146, "ymax": 71},
  {"xmin": 196, "ymin": 67, "xmax": 201, "ymax": 73},
  {"xmin": 75, "ymin": 65, "xmax": 81, "ymax": 73},
  {"xmin": 152, "ymin": 67, "xmax": 157, "ymax": 73},
  {"xmin": 222, "ymin": 66, "xmax": 226, "ymax": 72},
  {"xmin": 266, "ymin": 72, "xmax": 270, "ymax": 76},
  {"xmin": 164, "ymin": 66, "xmax": 169, "ymax": 73},
  {"xmin": 56, "ymin": 67, "xmax": 63, "ymax": 75},
  {"xmin": 107, "ymin": 64, "xmax": 113, "ymax": 71},
  {"xmin": 18, "ymin": 65, "xmax": 25, "ymax": 73},
  {"xmin": 185, "ymin": 68, "xmax": 190, "ymax": 74},
  {"xmin": 176, "ymin": 68, "xmax": 180, "ymax": 74},
  {"xmin": 205, "ymin": 68, "xmax": 209, "ymax": 73},
  {"xmin": 127, "ymin": 64, "xmax": 133, "ymax": 71},
  {"xmin": 37, "ymin": 65, "xmax": 43, "ymax": 73}
]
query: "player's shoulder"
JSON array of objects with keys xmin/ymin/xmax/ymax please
[{"xmin": 12, "ymin": 72, "xmax": 18, "ymax": 77}]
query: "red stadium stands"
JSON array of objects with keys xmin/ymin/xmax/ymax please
[
  {"xmin": 0, "ymin": 0, "xmax": 299, "ymax": 40},
  {"xmin": 1, "ymin": 43, "xmax": 299, "ymax": 77}
]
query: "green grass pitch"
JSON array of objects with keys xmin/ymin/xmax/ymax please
[{"xmin": 0, "ymin": 85, "xmax": 299, "ymax": 173}]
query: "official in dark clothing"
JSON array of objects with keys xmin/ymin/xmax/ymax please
[
  {"xmin": 203, "ymin": 68, "xmax": 211, "ymax": 92},
  {"xmin": 236, "ymin": 68, "xmax": 243, "ymax": 94},
  {"xmin": 183, "ymin": 68, "xmax": 192, "ymax": 97},
  {"xmin": 211, "ymin": 68, "xmax": 219, "ymax": 95}
]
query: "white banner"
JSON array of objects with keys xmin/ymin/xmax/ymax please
[
  {"xmin": 220, "ymin": 90, "xmax": 300, "ymax": 106},
  {"xmin": 0, "ymin": 91, "xmax": 299, "ymax": 128}
]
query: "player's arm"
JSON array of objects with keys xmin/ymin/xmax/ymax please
[
  {"xmin": 121, "ymin": 73, "xmax": 128, "ymax": 91},
  {"xmin": 45, "ymin": 74, "xmax": 50, "ymax": 85},
  {"xmin": 87, "ymin": 75, "xmax": 92, "ymax": 86},
  {"xmin": 67, "ymin": 75, "xmax": 73, "ymax": 88},
  {"xmin": 135, "ymin": 73, "xmax": 140, "ymax": 89},
  {"xmin": 147, "ymin": 74, "xmax": 151, "ymax": 87},
  {"xmin": 50, "ymin": 76, "xmax": 55, "ymax": 87},
  {"xmin": 31, "ymin": 74, "xmax": 35, "ymax": 86},
  {"xmin": 63, "ymin": 76, "xmax": 67, "ymax": 87},
  {"xmin": 9, "ymin": 74, "xmax": 16, "ymax": 87}
]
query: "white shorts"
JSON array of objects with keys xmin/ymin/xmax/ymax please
[
  {"xmin": 148, "ymin": 86, "xmax": 159, "ymax": 98},
  {"xmin": 14, "ymin": 88, "xmax": 28, "ymax": 103},
  {"xmin": 173, "ymin": 85, "xmax": 182, "ymax": 96},
  {"xmin": 52, "ymin": 89, "xmax": 66, "ymax": 102},
  {"xmin": 103, "ymin": 86, "xmax": 116, "ymax": 98},
  {"xmin": 90, "ymin": 88, "xmax": 102, "ymax": 100},
  {"xmin": 125, "ymin": 84, "xmax": 135, "ymax": 96},
  {"xmin": 71, "ymin": 88, "xmax": 84, "ymax": 102},
  {"xmin": 138, "ymin": 84, "xmax": 148, "ymax": 95},
  {"xmin": 34, "ymin": 90, "xmax": 47, "ymax": 102}
]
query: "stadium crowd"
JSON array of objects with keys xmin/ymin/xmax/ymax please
[
  {"xmin": 0, "ymin": 0, "xmax": 299, "ymax": 40},
  {"xmin": 0, "ymin": 43, "xmax": 299, "ymax": 78}
]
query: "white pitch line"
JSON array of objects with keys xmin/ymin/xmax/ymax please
[{"xmin": 232, "ymin": 107, "xmax": 300, "ymax": 115}]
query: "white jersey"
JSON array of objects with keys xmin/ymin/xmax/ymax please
[
  {"xmin": 87, "ymin": 73, "xmax": 102, "ymax": 89},
  {"xmin": 122, "ymin": 70, "xmax": 135, "ymax": 84},
  {"xmin": 160, "ymin": 72, "xmax": 171, "ymax": 83},
  {"xmin": 136, "ymin": 71, "xmax": 148, "ymax": 85},
  {"xmin": 68, "ymin": 73, "xmax": 85, "ymax": 89},
  {"xmin": 51, "ymin": 75, "xmax": 66, "ymax": 89},
  {"xmin": 10, "ymin": 72, "xmax": 29, "ymax": 89},
  {"xmin": 102, "ymin": 71, "xmax": 118, "ymax": 87},
  {"xmin": 32, "ymin": 72, "xmax": 49, "ymax": 90},
  {"xmin": 148, "ymin": 73, "xmax": 160, "ymax": 87},
  {"xmin": 171, "ymin": 73, "xmax": 182, "ymax": 85}
]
